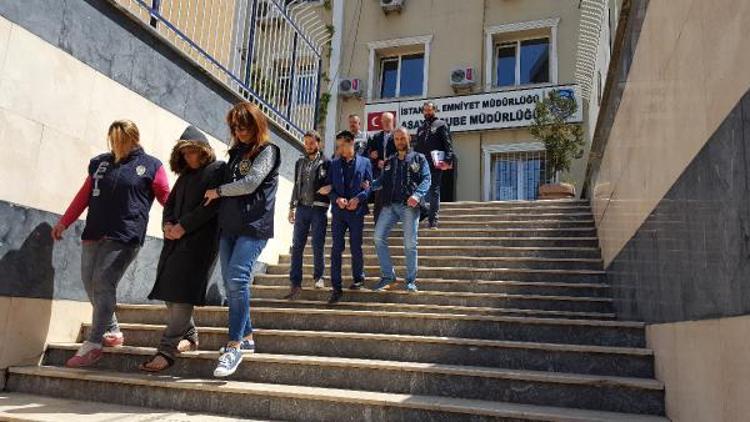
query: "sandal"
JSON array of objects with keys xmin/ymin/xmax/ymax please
[
  {"xmin": 138, "ymin": 352, "xmax": 175, "ymax": 372},
  {"xmin": 177, "ymin": 337, "xmax": 199, "ymax": 353}
]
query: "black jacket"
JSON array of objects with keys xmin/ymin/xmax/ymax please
[
  {"xmin": 149, "ymin": 160, "xmax": 225, "ymax": 306},
  {"xmin": 218, "ymin": 143, "xmax": 281, "ymax": 239},
  {"xmin": 414, "ymin": 117, "xmax": 454, "ymax": 170},
  {"xmin": 366, "ymin": 131, "xmax": 397, "ymax": 178},
  {"xmin": 290, "ymin": 153, "xmax": 330, "ymax": 209}
]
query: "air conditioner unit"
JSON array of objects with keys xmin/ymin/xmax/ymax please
[
  {"xmin": 380, "ymin": 0, "xmax": 404, "ymax": 13},
  {"xmin": 450, "ymin": 67, "xmax": 476, "ymax": 89},
  {"xmin": 338, "ymin": 78, "xmax": 362, "ymax": 97}
]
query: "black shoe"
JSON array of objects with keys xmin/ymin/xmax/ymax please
[
  {"xmin": 327, "ymin": 290, "xmax": 343, "ymax": 304},
  {"xmin": 348, "ymin": 280, "xmax": 365, "ymax": 290},
  {"xmin": 283, "ymin": 286, "xmax": 302, "ymax": 301}
]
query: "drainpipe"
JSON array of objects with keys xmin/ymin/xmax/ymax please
[{"xmin": 324, "ymin": 0, "xmax": 345, "ymax": 155}]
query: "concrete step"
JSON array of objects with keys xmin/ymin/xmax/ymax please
[
  {"xmin": 0, "ymin": 392, "xmax": 267, "ymax": 422},
  {"xmin": 291, "ymin": 245, "xmax": 602, "ymax": 259},
  {"xmin": 107, "ymin": 309, "xmax": 643, "ymax": 347},
  {"xmin": 42, "ymin": 345, "xmax": 663, "ymax": 414},
  {"xmin": 364, "ymin": 212, "xmax": 595, "ymax": 222},
  {"xmin": 419, "ymin": 208, "xmax": 593, "ymax": 217},
  {"xmin": 245, "ymin": 298, "xmax": 616, "ymax": 319},
  {"xmin": 249, "ymin": 285, "xmax": 612, "ymax": 313},
  {"xmin": 325, "ymin": 236, "xmax": 600, "ymax": 248},
  {"xmin": 264, "ymin": 265, "xmax": 606, "ymax": 284},
  {"xmin": 325, "ymin": 227, "xmax": 598, "ymax": 238},
  {"xmin": 439, "ymin": 199, "xmax": 589, "ymax": 208},
  {"xmin": 277, "ymin": 255, "xmax": 603, "ymax": 271},
  {"xmin": 434, "ymin": 204, "xmax": 591, "ymax": 213},
  {"xmin": 362, "ymin": 219, "xmax": 596, "ymax": 229},
  {"xmin": 91, "ymin": 323, "xmax": 652, "ymax": 377},
  {"xmin": 6, "ymin": 366, "xmax": 667, "ymax": 421},
  {"xmin": 254, "ymin": 274, "xmax": 610, "ymax": 297}
]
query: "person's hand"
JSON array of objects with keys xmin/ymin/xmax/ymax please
[
  {"xmin": 346, "ymin": 197, "xmax": 360, "ymax": 211},
  {"xmin": 203, "ymin": 189, "xmax": 220, "ymax": 206},
  {"xmin": 436, "ymin": 161, "xmax": 450, "ymax": 171},
  {"xmin": 378, "ymin": 160, "xmax": 385, "ymax": 169},
  {"xmin": 369, "ymin": 150, "xmax": 378, "ymax": 159},
  {"xmin": 51, "ymin": 223, "xmax": 66, "ymax": 241},
  {"xmin": 361, "ymin": 180, "xmax": 370, "ymax": 190},
  {"xmin": 317, "ymin": 185, "xmax": 332, "ymax": 195},
  {"xmin": 169, "ymin": 224, "xmax": 186, "ymax": 240},
  {"xmin": 407, "ymin": 196, "xmax": 420, "ymax": 208},
  {"xmin": 288, "ymin": 209, "xmax": 296, "ymax": 224},
  {"xmin": 163, "ymin": 222, "xmax": 175, "ymax": 234},
  {"xmin": 336, "ymin": 197, "xmax": 348, "ymax": 209}
]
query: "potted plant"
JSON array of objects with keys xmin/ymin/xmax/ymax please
[{"xmin": 528, "ymin": 89, "xmax": 584, "ymax": 199}]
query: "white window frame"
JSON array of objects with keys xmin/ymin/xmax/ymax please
[
  {"xmin": 482, "ymin": 142, "xmax": 545, "ymax": 201},
  {"xmin": 484, "ymin": 18, "xmax": 559, "ymax": 92},
  {"xmin": 378, "ymin": 53, "xmax": 426, "ymax": 99},
  {"xmin": 494, "ymin": 36, "xmax": 552, "ymax": 88},
  {"xmin": 367, "ymin": 35, "xmax": 432, "ymax": 101}
]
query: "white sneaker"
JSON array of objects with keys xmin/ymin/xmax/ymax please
[{"xmin": 314, "ymin": 278, "xmax": 325, "ymax": 289}]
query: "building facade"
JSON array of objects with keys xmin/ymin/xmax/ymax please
[{"xmin": 321, "ymin": 0, "xmax": 621, "ymax": 202}]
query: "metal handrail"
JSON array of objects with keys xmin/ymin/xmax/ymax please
[{"xmin": 116, "ymin": 0, "xmax": 327, "ymax": 139}]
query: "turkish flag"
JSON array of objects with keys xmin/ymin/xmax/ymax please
[{"xmin": 367, "ymin": 111, "xmax": 396, "ymax": 132}]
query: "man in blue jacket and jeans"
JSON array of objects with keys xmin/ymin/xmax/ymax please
[
  {"xmin": 328, "ymin": 130, "xmax": 373, "ymax": 304},
  {"xmin": 372, "ymin": 127, "xmax": 431, "ymax": 292}
]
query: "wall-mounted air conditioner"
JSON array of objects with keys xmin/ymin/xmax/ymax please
[
  {"xmin": 338, "ymin": 78, "xmax": 362, "ymax": 97},
  {"xmin": 380, "ymin": 0, "xmax": 404, "ymax": 13},
  {"xmin": 450, "ymin": 67, "xmax": 476, "ymax": 90}
]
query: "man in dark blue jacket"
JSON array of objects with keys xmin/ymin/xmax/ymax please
[
  {"xmin": 328, "ymin": 130, "xmax": 373, "ymax": 304},
  {"xmin": 371, "ymin": 128, "xmax": 431, "ymax": 292}
]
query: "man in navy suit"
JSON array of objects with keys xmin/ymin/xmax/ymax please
[
  {"xmin": 328, "ymin": 130, "xmax": 373, "ymax": 304},
  {"xmin": 366, "ymin": 111, "xmax": 397, "ymax": 223}
]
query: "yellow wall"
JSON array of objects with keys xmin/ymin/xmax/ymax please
[
  {"xmin": 0, "ymin": 297, "xmax": 91, "ymax": 369},
  {"xmin": 647, "ymin": 315, "xmax": 750, "ymax": 422},
  {"xmin": 590, "ymin": 0, "xmax": 750, "ymax": 265}
]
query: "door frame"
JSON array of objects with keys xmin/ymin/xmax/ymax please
[{"xmin": 482, "ymin": 142, "xmax": 545, "ymax": 201}]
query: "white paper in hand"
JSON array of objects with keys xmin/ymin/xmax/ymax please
[{"xmin": 430, "ymin": 150, "xmax": 445, "ymax": 167}]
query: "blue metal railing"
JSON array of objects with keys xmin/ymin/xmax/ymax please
[{"xmin": 116, "ymin": 0, "xmax": 329, "ymax": 139}]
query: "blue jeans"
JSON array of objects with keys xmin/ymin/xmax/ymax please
[
  {"xmin": 373, "ymin": 203, "xmax": 420, "ymax": 284},
  {"xmin": 290, "ymin": 206, "xmax": 328, "ymax": 287},
  {"xmin": 330, "ymin": 211, "xmax": 365, "ymax": 292},
  {"xmin": 219, "ymin": 234, "xmax": 268, "ymax": 343},
  {"xmin": 427, "ymin": 168, "xmax": 443, "ymax": 226}
]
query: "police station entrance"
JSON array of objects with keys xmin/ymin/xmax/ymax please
[{"xmin": 484, "ymin": 143, "xmax": 546, "ymax": 201}]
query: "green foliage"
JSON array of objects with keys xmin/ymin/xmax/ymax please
[
  {"xmin": 317, "ymin": 92, "xmax": 332, "ymax": 128},
  {"xmin": 528, "ymin": 90, "xmax": 584, "ymax": 182}
]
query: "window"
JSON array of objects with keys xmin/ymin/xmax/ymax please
[
  {"xmin": 495, "ymin": 37, "xmax": 550, "ymax": 87},
  {"xmin": 484, "ymin": 18, "xmax": 559, "ymax": 91},
  {"xmin": 277, "ymin": 66, "xmax": 318, "ymax": 107},
  {"xmin": 491, "ymin": 150, "xmax": 546, "ymax": 201},
  {"xmin": 378, "ymin": 53, "xmax": 425, "ymax": 99}
]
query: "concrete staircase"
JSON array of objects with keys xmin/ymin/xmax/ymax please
[{"xmin": 4, "ymin": 200, "xmax": 668, "ymax": 421}]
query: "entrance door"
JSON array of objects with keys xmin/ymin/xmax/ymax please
[{"xmin": 491, "ymin": 150, "xmax": 546, "ymax": 201}]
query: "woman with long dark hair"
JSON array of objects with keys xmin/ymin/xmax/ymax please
[
  {"xmin": 139, "ymin": 126, "xmax": 225, "ymax": 372},
  {"xmin": 52, "ymin": 120, "xmax": 170, "ymax": 368},
  {"xmin": 203, "ymin": 102, "xmax": 281, "ymax": 377}
]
